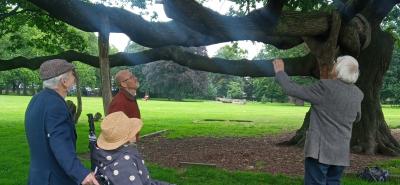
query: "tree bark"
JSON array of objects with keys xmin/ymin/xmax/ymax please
[
  {"xmin": 351, "ymin": 25, "xmax": 400, "ymax": 156},
  {"xmin": 74, "ymin": 70, "xmax": 83, "ymax": 124},
  {"xmin": 0, "ymin": 49, "xmax": 319, "ymax": 78},
  {"xmin": 26, "ymin": 0, "xmax": 303, "ymax": 49},
  {"xmin": 164, "ymin": 0, "xmax": 330, "ymax": 37},
  {"xmin": 98, "ymin": 17, "xmax": 112, "ymax": 115},
  {"xmin": 283, "ymin": 14, "xmax": 400, "ymax": 156},
  {"xmin": 279, "ymin": 110, "xmax": 310, "ymax": 146}
]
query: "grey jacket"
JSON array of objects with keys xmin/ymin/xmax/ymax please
[
  {"xmin": 93, "ymin": 144, "xmax": 172, "ymax": 185},
  {"xmin": 276, "ymin": 71, "xmax": 363, "ymax": 166}
]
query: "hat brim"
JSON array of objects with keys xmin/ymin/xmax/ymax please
[{"xmin": 97, "ymin": 118, "xmax": 143, "ymax": 150}]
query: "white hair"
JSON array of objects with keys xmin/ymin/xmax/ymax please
[
  {"xmin": 115, "ymin": 69, "xmax": 133, "ymax": 87},
  {"xmin": 335, "ymin": 55, "xmax": 360, "ymax": 84},
  {"xmin": 43, "ymin": 73, "xmax": 69, "ymax": 89}
]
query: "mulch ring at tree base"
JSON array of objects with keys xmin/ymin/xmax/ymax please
[{"xmin": 138, "ymin": 130, "xmax": 400, "ymax": 176}]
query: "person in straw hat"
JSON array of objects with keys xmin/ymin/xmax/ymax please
[{"xmin": 93, "ymin": 111, "xmax": 174, "ymax": 185}]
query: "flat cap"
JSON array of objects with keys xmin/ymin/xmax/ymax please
[{"xmin": 39, "ymin": 59, "xmax": 74, "ymax": 80}]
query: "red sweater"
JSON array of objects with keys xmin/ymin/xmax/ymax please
[{"xmin": 107, "ymin": 89, "xmax": 141, "ymax": 140}]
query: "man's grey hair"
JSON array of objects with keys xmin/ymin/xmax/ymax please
[
  {"xmin": 335, "ymin": 55, "xmax": 360, "ymax": 84},
  {"xmin": 43, "ymin": 72, "xmax": 69, "ymax": 89},
  {"xmin": 115, "ymin": 69, "xmax": 133, "ymax": 87}
]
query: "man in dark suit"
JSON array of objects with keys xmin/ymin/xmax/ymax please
[
  {"xmin": 273, "ymin": 56, "xmax": 363, "ymax": 185},
  {"xmin": 25, "ymin": 59, "xmax": 99, "ymax": 185}
]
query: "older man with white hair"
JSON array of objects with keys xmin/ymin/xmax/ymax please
[
  {"xmin": 25, "ymin": 59, "xmax": 99, "ymax": 185},
  {"xmin": 273, "ymin": 55, "xmax": 364, "ymax": 185},
  {"xmin": 108, "ymin": 69, "xmax": 141, "ymax": 141}
]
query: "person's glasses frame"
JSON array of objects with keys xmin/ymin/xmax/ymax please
[{"xmin": 120, "ymin": 75, "xmax": 137, "ymax": 83}]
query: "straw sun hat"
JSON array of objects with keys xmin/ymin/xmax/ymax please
[{"xmin": 97, "ymin": 111, "xmax": 143, "ymax": 150}]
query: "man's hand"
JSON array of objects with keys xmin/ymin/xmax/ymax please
[
  {"xmin": 81, "ymin": 172, "xmax": 99, "ymax": 185},
  {"xmin": 273, "ymin": 59, "xmax": 285, "ymax": 73}
]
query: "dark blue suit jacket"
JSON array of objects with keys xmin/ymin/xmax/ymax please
[{"xmin": 25, "ymin": 88, "xmax": 89, "ymax": 185}]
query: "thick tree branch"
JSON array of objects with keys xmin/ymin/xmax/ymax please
[
  {"xmin": 20, "ymin": 0, "xmax": 400, "ymax": 50},
  {"xmin": 26, "ymin": 0, "xmax": 311, "ymax": 49},
  {"xmin": 164, "ymin": 0, "xmax": 330, "ymax": 38},
  {"xmin": 303, "ymin": 12, "xmax": 341, "ymax": 79},
  {"xmin": 261, "ymin": 0, "xmax": 286, "ymax": 25},
  {"xmin": 0, "ymin": 47, "xmax": 318, "ymax": 78},
  {"xmin": 333, "ymin": 0, "xmax": 372, "ymax": 22},
  {"xmin": 303, "ymin": 12, "xmax": 341, "ymax": 65}
]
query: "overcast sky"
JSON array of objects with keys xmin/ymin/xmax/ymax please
[{"xmin": 108, "ymin": 1, "xmax": 264, "ymax": 59}]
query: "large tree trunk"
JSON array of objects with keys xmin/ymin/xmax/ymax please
[
  {"xmin": 351, "ymin": 26, "xmax": 400, "ymax": 156},
  {"xmin": 279, "ymin": 110, "xmax": 310, "ymax": 146},
  {"xmin": 283, "ymin": 20, "xmax": 400, "ymax": 156}
]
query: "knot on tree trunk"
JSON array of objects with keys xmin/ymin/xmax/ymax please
[
  {"xmin": 339, "ymin": 14, "xmax": 371, "ymax": 57},
  {"xmin": 353, "ymin": 14, "xmax": 371, "ymax": 50}
]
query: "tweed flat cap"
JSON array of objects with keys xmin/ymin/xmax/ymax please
[{"xmin": 39, "ymin": 59, "xmax": 74, "ymax": 80}]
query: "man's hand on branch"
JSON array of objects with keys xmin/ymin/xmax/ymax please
[{"xmin": 273, "ymin": 59, "xmax": 285, "ymax": 73}]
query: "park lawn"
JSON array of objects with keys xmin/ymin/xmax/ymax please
[
  {"xmin": 1, "ymin": 95, "xmax": 400, "ymax": 185},
  {"xmin": 382, "ymin": 105, "xmax": 400, "ymax": 128}
]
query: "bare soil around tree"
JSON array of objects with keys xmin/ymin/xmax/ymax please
[{"xmin": 136, "ymin": 130, "xmax": 400, "ymax": 176}]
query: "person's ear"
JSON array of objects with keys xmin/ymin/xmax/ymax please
[
  {"xmin": 120, "ymin": 82, "xmax": 127, "ymax": 88},
  {"xmin": 60, "ymin": 78, "xmax": 66, "ymax": 85}
]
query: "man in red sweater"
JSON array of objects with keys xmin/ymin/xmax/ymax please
[{"xmin": 108, "ymin": 69, "xmax": 141, "ymax": 140}]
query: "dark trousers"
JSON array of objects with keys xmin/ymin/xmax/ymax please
[{"xmin": 304, "ymin": 157, "xmax": 345, "ymax": 185}]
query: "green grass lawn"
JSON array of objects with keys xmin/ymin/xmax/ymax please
[{"xmin": 1, "ymin": 95, "xmax": 400, "ymax": 185}]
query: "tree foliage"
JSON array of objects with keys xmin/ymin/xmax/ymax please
[
  {"xmin": 0, "ymin": 12, "xmax": 100, "ymax": 94},
  {"xmin": 209, "ymin": 42, "xmax": 248, "ymax": 98},
  {"xmin": 142, "ymin": 60, "xmax": 209, "ymax": 100},
  {"xmin": 381, "ymin": 46, "xmax": 400, "ymax": 104},
  {"xmin": 121, "ymin": 41, "xmax": 211, "ymax": 100}
]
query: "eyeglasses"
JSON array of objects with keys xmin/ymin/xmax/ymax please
[{"xmin": 120, "ymin": 75, "xmax": 137, "ymax": 83}]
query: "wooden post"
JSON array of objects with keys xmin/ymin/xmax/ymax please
[
  {"xmin": 98, "ymin": 16, "xmax": 112, "ymax": 115},
  {"xmin": 74, "ymin": 69, "xmax": 83, "ymax": 123}
]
